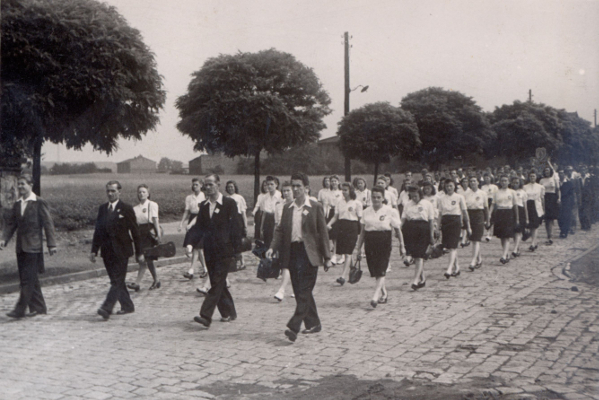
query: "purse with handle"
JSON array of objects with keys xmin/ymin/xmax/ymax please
[{"xmin": 348, "ymin": 258, "xmax": 362, "ymax": 284}]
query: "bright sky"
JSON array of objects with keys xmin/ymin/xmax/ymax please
[{"xmin": 44, "ymin": 0, "xmax": 599, "ymax": 164}]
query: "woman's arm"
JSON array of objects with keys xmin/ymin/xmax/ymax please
[
  {"xmin": 327, "ymin": 214, "xmax": 338, "ymax": 230},
  {"xmin": 355, "ymin": 225, "xmax": 366, "ymax": 259}
]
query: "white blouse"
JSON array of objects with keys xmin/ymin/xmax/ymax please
[
  {"xmin": 481, "ymin": 184, "xmax": 498, "ymax": 201},
  {"xmin": 423, "ymin": 195, "xmax": 439, "ymax": 219},
  {"xmin": 523, "ymin": 182, "xmax": 545, "ymax": 217},
  {"xmin": 185, "ymin": 192, "xmax": 205, "ymax": 214},
  {"xmin": 464, "ymin": 189, "xmax": 486, "ymax": 210},
  {"xmin": 438, "ymin": 193, "xmax": 467, "ymax": 216},
  {"xmin": 134, "ymin": 200, "xmax": 159, "ymax": 225},
  {"xmin": 229, "ymin": 193, "xmax": 247, "ymax": 214},
  {"xmin": 335, "ymin": 198, "xmax": 363, "ymax": 221},
  {"xmin": 539, "ymin": 177, "xmax": 559, "ymax": 194},
  {"xmin": 403, "ymin": 199, "xmax": 435, "ymax": 221},
  {"xmin": 257, "ymin": 191, "xmax": 282, "ymax": 214},
  {"xmin": 384, "ymin": 189, "xmax": 398, "ymax": 207},
  {"xmin": 494, "ymin": 188, "xmax": 517, "ymax": 209},
  {"xmin": 355, "ymin": 189, "xmax": 372, "ymax": 208},
  {"xmin": 514, "ymin": 189, "xmax": 528, "ymax": 208},
  {"xmin": 362, "ymin": 205, "xmax": 401, "ymax": 231}
]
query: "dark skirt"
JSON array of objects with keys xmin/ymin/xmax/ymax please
[
  {"xmin": 402, "ymin": 220, "xmax": 430, "ymax": 259},
  {"xmin": 493, "ymin": 208, "xmax": 515, "ymax": 239},
  {"xmin": 441, "ymin": 215, "xmax": 461, "ymax": 249},
  {"xmin": 526, "ymin": 200, "xmax": 541, "ymax": 229},
  {"xmin": 254, "ymin": 210, "xmax": 263, "ymax": 240},
  {"xmin": 467, "ymin": 209, "xmax": 485, "ymax": 242},
  {"xmin": 139, "ymin": 223, "xmax": 158, "ymax": 260},
  {"xmin": 514, "ymin": 206, "xmax": 526, "ymax": 233},
  {"xmin": 329, "ymin": 221, "xmax": 339, "ymax": 241},
  {"xmin": 364, "ymin": 230, "xmax": 392, "ymax": 278},
  {"xmin": 183, "ymin": 213, "xmax": 203, "ymax": 249},
  {"xmin": 544, "ymin": 192, "xmax": 559, "ymax": 220},
  {"xmin": 326, "ymin": 207, "xmax": 336, "ymax": 223},
  {"xmin": 336, "ymin": 220, "xmax": 360, "ymax": 255},
  {"xmin": 261, "ymin": 212, "xmax": 276, "ymax": 247}
]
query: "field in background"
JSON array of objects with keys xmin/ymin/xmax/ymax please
[{"xmin": 39, "ymin": 173, "xmax": 390, "ymax": 231}]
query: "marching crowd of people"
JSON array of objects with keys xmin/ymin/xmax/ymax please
[{"xmin": 2, "ymin": 160, "xmax": 598, "ymax": 342}]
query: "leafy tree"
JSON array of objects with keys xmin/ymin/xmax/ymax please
[
  {"xmin": 555, "ymin": 110, "xmax": 599, "ymax": 166},
  {"xmin": 157, "ymin": 157, "xmax": 173, "ymax": 173},
  {"xmin": 400, "ymin": 87, "xmax": 495, "ymax": 168},
  {"xmin": 337, "ymin": 102, "xmax": 420, "ymax": 183},
  {"xmin": 171, "ymin": 160, "xmax": 184, "ymax": 173},
  {"xmin": 1, "ymin": 0, "xmax": 165, "ymax": 193},
  {"xmin": 176, "ymin": 48, "xmax": 332, "ymax": 201}
]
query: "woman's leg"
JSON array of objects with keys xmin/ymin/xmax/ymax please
[
  {"xmin": 147, "ymin": 260, "xmax": 158, "ymax": 281},
  {"xmin": 188, "ymin": 249, "xmax": 198, "ymax": 276},
  {"xmin": 501, "ymin": 238, "xmax": 510, "ymax": 260},
  {"xmin": 340, "ymin": 254, "xmax": 352, "ymax": 281},
  {"xmin": 412, "ymin": 258, "xmax": 424, "ymax": 285},
  {"xmin": 545, "ymin": 219, "xmax": 553, "ymax": 242},
  {"xmin": 513, "ymin": 232, "xmax": 522, "ymax": 254},
  {"xmin": 372, "ymin": 276, "xmax": 385, "ymax": 302},
  {"xmin": 446, "ymin": 249, "xmax": 457, "ymax": 275},
  {"xmin": 470, "ymin": 241, "xmax": 480, "ymax": 267},
  {"xmin": 530, "ymin": 228, "xmax": 538, "ymax": 248},
  {"xmin": 135, "ymin": 261, "xmax": 147, "ymax": 286},
  {"xmin": 275, "ymin": 268, "xmax": 291, "ymax": 299}
]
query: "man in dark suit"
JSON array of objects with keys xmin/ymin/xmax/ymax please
[
  {"xmin": 267, "ymin": 172, "xmax": 332, "ymax": 342},
  {"xmin": 191, "ymin": 174, "xmax": 242, "ymax": 329},
  {"xmin": 1, "ymin": 174, "xmax": 57, "ymax": 318},
  {"xmin": 90, "ymin": 181, "xmax": 142, "ymax": 320}
]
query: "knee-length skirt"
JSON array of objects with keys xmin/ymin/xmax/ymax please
[
  {"xmin": 183, "ymin": 213, "xmax": 203, "ymax": 249},
  {"xmin": 336, "ymin": 219, "xmax": 360, "ymax": 255},
  {"xmin": 467, "ymin": 209, "xmax": 485, "ymax": 242},
  {"xmin": 544, "ymin": 193, "xmax": 559, "ymax": 220},
  {"xmin": 139, "ymin": 223, "xmax": 159, "ymax": 260},
  {"xmin": 402, "ymin": 220, "xmax": 430, "ymax": 259},
  {"xmin": 493, "ymin": 208, "xmax": 515, "ymax": 239},
  {"xmin": 364, "ymin": 230, "xmax": 392, "ymax": 278},
  {"xmin": 526, "ymin": 200, "xmax": 542, "ymax": 229},
  {"xmin": 441, "ymin": 215, "xmax": 461, "ymax": 249},
  {"xmin": 514, "ymin": 206, "xmax": 526, "ymax": 233}
]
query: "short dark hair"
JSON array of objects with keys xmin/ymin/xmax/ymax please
[
  {"xmin": 352, "ymin": 177, "xmax": 367, "ymax": 189},
  {"xmin": 106, "ymin": 180, "xmax": 122, "ymax": 190},
  {"xmin": 371, "ymin": 186, "xmax": 385, "ymax": 197},
  {"xmin": 17, "ymin": 174, "xmax": 34, "ymax": 186},
  {"xmin": 225, "ymin": 180, "xmax": 239, "ymax": 194},
  {"xmin": 340, "ymin": 182, "xmax": 356, "ymax": 200},
  {"xmin": 205, "ymin": 174, "xmax": 220, "ymax": 183},
  {"xmin": 421, "ymin": 181, "xmax": 436, "ymax": 195},
  {"xmin": 407, "ymin": 185, "xmax": 423, "ymax": 199},
  {"xmin": 290, "ymin": 172, "xmax": 309, "ymax": 187},
  {"xmin": 281, "ymin": 181, "xmax": 292, "ymax": 189},
  {"xmin": 322, "ymin": 176, "xmax": 330, "ymax": 188}
]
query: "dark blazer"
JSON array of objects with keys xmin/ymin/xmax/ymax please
[
  {"xmin": 191, "ymin": 194, "xmax": 242, "ymax": 262},
  {"xmin": 91, "ymin": 201, "xmax": 141, "ymax": 260},
  {"xmin": 2, "ymin": 196, "xmax": 57, "ymax": 253},
  {"xmin": 271, "ymin": 198, "xmax": 331, "ymax": 269}
]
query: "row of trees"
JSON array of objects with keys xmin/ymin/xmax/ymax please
[
  {"xmin": 2, "ymin": 0, "xmax": 597, "ymax": 204},
  {"xmin": 49, "ymin": 162, "xmax": 111, "ymax": 175},
  {"xmin": 157, "ymin": 157, "xmax": 184, "ymax": 173}
]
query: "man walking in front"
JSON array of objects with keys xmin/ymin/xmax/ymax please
[
  {"xmin": 191, "ymin": 174, "xmax": 242, "ymax": 328},
  {"xmin": 267, "ymin": 172, "xmax": 332, "ymax": 342},
  {"xmin": 90, "ymin": 181, "xmax": 143, "ymax": 320}
]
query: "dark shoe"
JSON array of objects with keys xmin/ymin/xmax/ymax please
[
  {"xmin": 301, "ymin": 325, "xmax": 322, "ymax": 334},
  {"xmin": 97, "ymin": 308, "xmax": 110, "ymax": 321},
  {"xmin": 199, "ymin": 271, "xmax": 208, "ymax": 279},
  {"xmin": 451, "ymin": 270, "xmax": 460, "ymax": 277},
  {"xmin": 25, "ymin": 311, "xmax": 40, "ymax": 318},
  {"xmin": 529, "ymin": 245, "xmax": 535, "ymax": 252},
  {"xmin": 417, "ymin": 280, "xmax": 426, "ymax": 288},
  {"xmin": 336, "ymin": 277, "xmax": 345, "ymax": 286},
  {"xmin": 378, "ymin": 296, "xmax": 388, "ymax": 304},
  {"xmin": 274, "ymin": 293, "xmax": 284, "ymax": 302},
  {"xmin": 370, "ymin": 300, "xmax": 378, "ymax": 308},
  {"xmin": 444, "ymin": 272, "xmax": 451, "ymax": 279},
  {"xmin": 468, "ymin": 264, "xmax": 476, "ymax": 271},
  {"xmin": 196, "ymin": 287, "xmax": 209, "ymax": 295},
  {"xmin": 149, "ymin": 281, "xmax": 161, "ymax": 290},
  {"xmin": 193, "ymin": 316, "xmax": 210, "ymax": 328},
  {"xmin": 512, "ymin": 252, "xmax": 520, "ymax": 258},
  {"xmin": 475, "ymin": 261, "xmax": 483, "ymax": 269},
  {"xmin": 183, "ymin": 272, "xmax": 194, "ymax": 280},
  {"xmin": 500, "ymin": 258, "xmax": 507, "ymax": 265},
  {"xmin": 6, "ymin": 310, "xmax": 25, "ymax": 319},
  {"xmin": 411, "ymin": 283, "xmax": 419, "ymax": 291},
  {"xmin": 545, "ymin": 239, "xmax": 553, "ymax": 245},
  {"xmin": 220, "ymin": 316, "xmax": 234, "ymax": 322},
  {"xmin": 116, "ymin": 309, "xmax": 134, "ymax": 315},
  {"xmin": 127, "ymin": 283, "xmax": 140, "ymax": 292},
  {"xmin": 285, "ymin": 329, "xmax": 297, "ymax": 342}
]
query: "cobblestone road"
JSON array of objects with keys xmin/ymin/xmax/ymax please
[{"xmin": 1, "ymin": 227, "xmax": 598, "ymax": 399}]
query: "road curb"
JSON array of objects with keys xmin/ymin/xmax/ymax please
[
  {"xmin": 0, "ymin": 255, "xmax": 188, "ymax": 295},
  {"xmin": 550, "ymin": 241, "xmax": 599, "ymax": 281}
]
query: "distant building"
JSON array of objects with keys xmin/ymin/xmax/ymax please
[
  {"xmin": 317, "ymin": 136, "xmax": 343, "ymax": 160},
  {"xmin": 117, "ymin": 155, "xmax": 156, "ymax": 174},
  {"xmin": 189, "ymin": 153, "xmax": 242, "ymax": 176}
]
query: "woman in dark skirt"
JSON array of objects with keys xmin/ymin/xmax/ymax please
[
  {"xmin": 465, "ymin": 176, "xmax": 490, "ymax": 271},
  {"xmin": 327, "ymin": 182, "xmax": 363, "ymax": 286},
  {"xmin": 558, "ymin": 169, "xmax": 576, "ymax": 238},
  {"xmin": 437, "ymin": 180, "xmax": 470, "ymax": 279},
  {"xmin": 129, "ymin": 184, "xmax": 161, "ymax": 291},
  {"xmin": 401, "ymin": 186, "xmax": 435, "ymax": 290},
  {"xmin": 539, "ymin": 166, "xmax": 560, "ymax": 245},
  {"xmin": 523, "ymin": 170, "xmax": 545, "ymax": 251},
  {"xmin": 252, "ymin": 180, "xmax": 268, "ymax": 241},
  {"xmin": 493, "ymin": 175, "xmax": 519, "ymax": 264},
  {"xmin": 356, "ymin": 187, "xmax": 405, "ymax": 308},
  {"xmin": 510, "ymin": 177, "xmax": 529, "ymax": 258},
  {"xmin": 179, "ymin": 178, "xmax": 207, "ymax": 280}
]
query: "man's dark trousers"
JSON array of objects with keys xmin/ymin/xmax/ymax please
[
  {"xmin": 200, "ymin": 257, "xmax": 236, "ymax": 324},
  {"xmin": 100, "ymin": 246, "xmax": 133, "ymax": 313},
  {"xmin": 15, "ymin": 252, "xmax": 46, "ymax": 314},
  {"xmin": 287, "ymin": 242, "xmax": 320, "ymax": 334}
]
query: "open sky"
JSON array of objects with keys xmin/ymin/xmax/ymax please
[{"xmin": 44, "ymin": 0, "xmax": 599, "ymax": 164}]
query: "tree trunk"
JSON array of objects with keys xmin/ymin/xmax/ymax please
[
  {"xmin": 373, "ymin": 161, "xmax": 379, "ymax": 186},
  {"xmin": 33, "ymin": 136, "xmax": 42, "ymax": 195},
  {"xmin": 254, "ymin": 151, "xmax": 261, "ymax": 206},
  {"xmin": 344, "ymin": 156, "xmax": 351, "ymax": 183}
]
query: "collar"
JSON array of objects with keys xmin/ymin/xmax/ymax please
[
  {"xmin": 17, "ymin": 192, "xmax": 37, "ymax": 203},
  {"xmin": 289, "ymin": 196, "xmax": 312, "ymax": 209},
  {"xmin": 208, "ymin": 192, "xmax": 223, "ymax": 205},
  {"xmin": 109, "ymin": 200, "xmax": 119, "ymax": 208}
]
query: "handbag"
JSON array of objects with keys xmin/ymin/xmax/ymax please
[
  {"xmin": 425, "ymin": 243, "xmax": 444, "ymax": 260},
  {"xmin": 256, "ymin": 257, "xmax": 281, "ymax": 281},
  {"xmin": 348, "ymin": 259, "xmax": 362, "ymax": 284},
  {"xmin": 143, "ymin": 241, "xmax": 176, "ymax": 259}
]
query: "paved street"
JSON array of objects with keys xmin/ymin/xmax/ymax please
[{"xmin": 1, "ymin": 227, "xmax": 598, "ymax": 400}]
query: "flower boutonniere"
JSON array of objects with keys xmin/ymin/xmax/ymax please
[{"xmin": 214, "ymin": 208, "xmax": 220, "ymax": 214}]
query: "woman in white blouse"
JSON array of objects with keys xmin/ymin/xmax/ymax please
[
  {"xmin": 327, "ymin": 183, "xmax": 363, "ymax": 286},
  {"xmin": 458, "ymin": 177, "xmax": 472, "ymax": 247},
  {"xmin": 317, "ymin": 176, "xmax": 332, "ymax": 219},
  {"xmin": 356, "ymin": 187, "xmax": 405, "ymax": 308},
  {"xmin": 274, "ymin": 182, "xmax": 294, "ymax": 301},
  {"xmin": 401, "ymin": 186, "xmax": 435, "ymax": 290},
  {"xmin": 481, "ymin": 173, "xmax": 498, "ymax": 242},
  {"xmin": 539, "ymin": 166, "xmax": 560, "ymax": 245},
  {"xmin": 353, "ymin": 177, "xmax": 371, "ymax": 208},
  {"xmin": 465, "ymin": 176, "xmax": 490, "ymax": 271},
  {"xmin": 179, "ymin": 178, "xmax": 207, "ymax": 280},
  {"xmin": 328, "ymin": 175, "xmax": 343, "ymax": 263},
  {"xmin": 523, "ymin": 170, "xmax": 545, "ymax": 251},
  {"xmin": 437, "ymin": 180, "xmax": 470, "ymax": 278},
  {"xmin": 511, "ymin": 176, "xmax": 529, "ymax": 258},
  {"xmin": 129, "ymin": 185, "xmax": 161, "ymax": 291},
  {"xmin": 226, "ymin": 180, "xmax": 248, "ymax": 270},
  {"xmin": 493, "ymin": 175, "xmax": 519, "ymax": 264}
]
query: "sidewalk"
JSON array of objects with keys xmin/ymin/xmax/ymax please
[{"xmin": 1, "ymin": 225, "xmax": 598, "ymax": 399}]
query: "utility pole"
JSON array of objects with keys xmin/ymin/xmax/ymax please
[
  {"xmin": 528, "ymin": 89, "xmax": 532, "ymax": 103},
  {"xmin": 344, "ymin": 32, "xmax": 351, "ymax": 182},
  {"xmin": 594, "ymin": 109, "xmax": 597, "ymax": 128}
]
